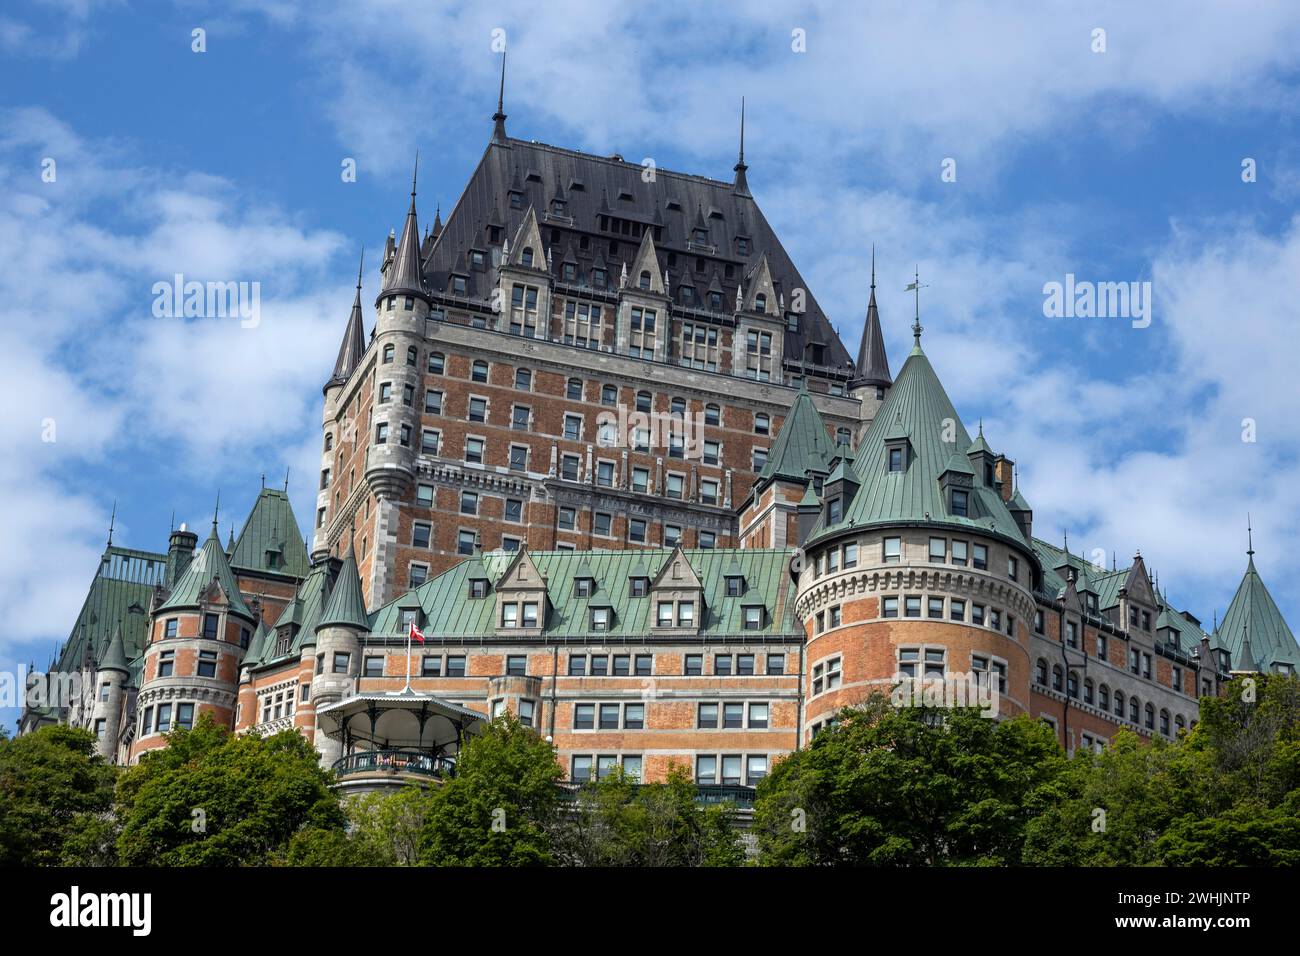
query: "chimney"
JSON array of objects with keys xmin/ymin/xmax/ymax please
[{"xmin": 166, "ymin": 522, "xmax": 198, "ymax": 588}]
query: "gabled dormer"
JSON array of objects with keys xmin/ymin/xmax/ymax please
[
  {"xmin": 967, "ymin": 425, "xmax": 997, "ymax": 489},
  {"xmin": 734, "ymin": 254, "xmax": 784, "ymax": 381},
  {"xmin": 616, "ymin": 230, "xmax": 669, "ymax": 361},
  {"xmin": 723, "ymin": 557, "xmax": 747, "ymax": 597},
  {"xmin": 883, "ymin": 413, "xmax": 912, "ymax": 473},
  {"xmin": 938, "ymin": 453, "xmax": 976, "ymax": 518},
  {"xmin": 823, "ymin": 457, "xmax": 859, "ymax": 526},
  {"xmin": 494, "ymin": 547, "xmax": 548, "ymax": 636},
  {"xmin": 1119, "ymin": 552, "xmax": 1157, "ymax": 635},
  {"xmin": 649, "ymin": 546, "xmax": 703, "ymax": 634}
]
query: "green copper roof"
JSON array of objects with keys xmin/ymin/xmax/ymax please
[
  {"xmin": 813, "ymin": 347, "xmax": 1027, "ymax": 547},
  {"xmin": 1031, "ymin": 538, "xmax": 1129, "ymax": 606},
  {"xmin": 1156, "ymin": 601, "xmax": 1210, "ymax": 653},
  {"xmin": 98, "ymin": 625, "xmax": 130, "ymax": 672},
  {"xmin": 249, "ymin": 562, "xmax": 336, "ymax": 670},
  {"xmin": 156, "ymin": 525, "xmax": 255, "ymax": 618},
  {"xmin": 316, "ymin": 547, "xmax": 370, "ymax": 631},
  {"xmin": 758, "ymin": 387, "xmax": 837, "ymax": 484},
  {"xmin": 1008, "ymin": 487, "xmax": 1031, "ymax": 513},
  {"xmin": 799, "ymin": 483, "xmax": 820, "ymax": 507},
  {"xmin": 56, "ymin": 545, "xmax": 168, "ymax": 674},
  {"xmin": 229, "ymin": 488, "xmax": 310, "ymax": 579},
  {"xmin": 1218, "ymin": 556, "xmax": 1299, "ymax": 670},
  {"xmin": 370, "ymin": 549, "xmax": 800, "ymax": 639},
  {"xmin": 242, "ymin": 619, "xmax": 272, "ymax": 668}
]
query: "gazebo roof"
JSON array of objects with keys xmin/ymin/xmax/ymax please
[{"xmin": 314, "ymin": 692, "xmax": 486, "ymax": 751}]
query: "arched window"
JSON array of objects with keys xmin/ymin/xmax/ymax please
[
  {"xmin": 1066, "ymin": 671, "xmax": 1079, "ymax": 698},
  {"xmin": 1144, "ymin": 703, "xmax": 1155, "ymax": 730},
  {"xmin": 515, "ymin": 368, "xmax": 532, "ymax": 390},
  {"xmin": 671, "ymin": 397, "xmax": 686, "ymax": 416},
  {"xmin": 472, "ymin": 360, "xmax": 488, "ymax": 383},
  {"xmin": 754, "ymin": 293, "xmax": 767, "ymax": 312},
  {"xmin": 522, "ymin": 247, "xmax": 534, "ymax": 267},
  {"xmin": 1083, "ymin": 678, "xmax": 1094, "ymax": 704},
  {"xmin": 1114, "ymin": 691, "xmax": 1125, "ymax": 717},
  {"xmin": 639, "ymin": 270, "xmax": 651, "ymax": 291},
  {"xmin": 636, "ymin": 391, "xmax": 652, "ymax": 413},
  {"xmin": 382, "ymin": 344, "xmax": 394, "ymax": 364},
  {"xmin": 1159, "ymin": 709, "xmax": 1170, "ymax": 736},
  {"xmin": 601, "ymin": 384, "xmax": 618, "ymax": 406},
  {"xmin": 1129, "ymin": 697, "xmax": 1140, "ymax": 723},
  {"xmin": 1035, "ymin": 659, "xmax": 1048, "ymax": 686},
  {"xmin": 324, "ymin": 433, "xmax": 333, "ymax": 452},
  {"xmin": 705, "ymin": 404, "xmax": 720, "ymax": 426},
  {"xmin": 1051, "ymin": 665, "xmax": 1063, "ymax": 692},
  {"xmin": 1098, "ymin": 684, "xmax": 1110, "ymax": 710},
  {"xmin": 836, "ymin": 427, "xmax": 852, "ymax": 445},
  {"xmin": 406, "ymin": 346, "xmax": 418, "ymax": 366},
  {"xmin": 1174, "ymin": 714, "xmax": 1186, "ymax": 733}
]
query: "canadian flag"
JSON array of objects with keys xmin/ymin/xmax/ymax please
[{"xmin": 408, "ymin": 621, "xmax": 426, "ymax": 644}]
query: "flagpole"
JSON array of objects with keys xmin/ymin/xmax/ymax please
[{"xmin": 404, "ymin": 623, "xmax": 412, "ymax": 693}]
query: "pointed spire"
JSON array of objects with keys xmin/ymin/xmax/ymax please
[
  {"xmin": 329, "ymin": 246, "xmax": 367, "ymax": 388},
  {"xmin": 850, "ymin": 246, "xmax": 891, "ymax": 390},
  {"xmin": 733, "ymin": 97, "xmax": 751, "ymax": 197},
  {"xmin": 1247, "ymin": 513, "xmax": 1255, "ymax": 563},
  {"xmin": 381, "ymin": 156, "xmax": 426, "ymax": 299},
  {"xmin": 106, "ymin": 500, "xmax": 116, "ymax": 548},
  {"xmin": 317, "ymin": 531, "xmax": 369, "ymax": 631},
  {"xmin": 491, "ymin": 50, "xmax": 508, "ymax": 144},
  {"xmin": 212, "ymin": 491, "xmax": 220, "ymax": 530},
  {"xmin": 432, "ymin": 204, "xmax": 443, "ymax": 237}
]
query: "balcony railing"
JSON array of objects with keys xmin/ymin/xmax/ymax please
[
  {"xmin": 332, "ymin": 750, "xmax": 454, "ymax": 779},
  {"xmin": 558, "ymin": 782, "xmax": 756, "ymax": 809}
]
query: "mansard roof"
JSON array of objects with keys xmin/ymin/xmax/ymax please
[
  {"xmin": 56, "ymin": 545, "xmax": 168, "ymax": 674},
  {"xmin": 229, "ymin": 487, "xmax": 310, "ymax": 580},
  {"xmin": 810, "ymin": 344, "xmax": 1027, "ymax": 548},
  {"xmin": 157, "ymin": 524, "xmax": 255, "ymax": 619},
  {"xmin": 420, "ymin": 135, "xmax": 852, "ymax": 373},
  {"xmin": 757, "ymin": 385, "xmax": 838, "ymax": 485},
  {"xmin": 369, "ymin": 549, "xmax": 800, "ymax": 639},
  {"xmin": 1218, "ymin": 554, "xmax": 1299, "ymax": 670}
]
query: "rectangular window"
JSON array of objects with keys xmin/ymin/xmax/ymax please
[
  {"xmin": 421, "ymin": 656, "xmax": 442, "ymax": 678},
  {"xmin": 684, "ymin": 654, "xmax": 703, "ymax": 676},
  {"xmin": 156, "ymin": 703, "xmax": 173, "ymax": 733},
  {"xmin": 696, "ymin": 756, "xmax": 717, "ymax": 784},
  {"xmin": 363, "ymin": 656, "xmax": 384, "ymax": 677},
  {"xmin": 950, "ymin": 599, "xmax": 966, "ymax": 621},
  {"xmin": 883, "ymin": 537, "xmax": 902, "ymax": 563},
  {"xmin": 506, "ymin": 655, "xmax": 527, "ymax": 676},
  {"xmin": 929, "ymin": 537, "xmax": 946, "ymax": 562},
  {"xmin": 766, "ymin": 653, "xmax": 785, "ymax": 674},
  {"xmin": 624, "ymin": 704, "xmax": 644, "ymax": 730},
  {"xmin": 748, "ymin": 702, "xmax": 769, "ymax": 729},
  {"xmin": 746, "ymin": 755, "xmax": 768, "ymax": 786},
  {"xmin": 202, "ymin": 613, "xmax": 219, "ymax": 639},
  {"xmin": 882, "ymin": 596, "xmax": 899, "ymax": 618},
  {"xmin": 723, "ymin": 702, "xmax": 744, "ymax": 729},
  {"xmin": 972, "ymin": 604, "xmax": 985, "ymax": 626},
  {"xmin": 572, "ymin": 755, "xmax": 593, "ymax": 783},
  {"xmin": 165, "ymin": 618, "xmax": 178, "ymax": 638},
  {"xmin": 698, "ymin": 703, "xmax": 719, "ymax": 728},
  {"xmin": 196, "ymin": 650, "xmax": 217, "ymax": 678},
  {"xmin": 446, "ymin": 656, "xmax": 466, "ymax": 677},
  {"xmin": 599, "ymin": 703, "xmax": 620, "ymax": 730},
  {"xmin": 634, "ymin": 654, "xmax": 653, "ymax": 676},
  {"xmin": 573, "ymin": 704, "xmax": 595, "ymax": 730},
  {"xmin": 465, "ymin": 437, "xmax": 485, "ymax": 465},
  {"xmin": 904, "ymin": 596, "xmax": 922, "ymax": 618},
  {"xmin": 972, "ymin": 544, "xmax": 988, "ymax": 570},
  {"xmin": 715, "ymin": 654, "xmax": 733, "ymax": 676},
  {"xmin": 927, "ymin": 597, "xmax": 944, "ymax": 619},
  {"xmin": 157, "ymin": 651, "xmax": 175, "ymax": 678},
  {"xmin": 568, "ymin": 655, "xmax": 587, "ymax": 676}
]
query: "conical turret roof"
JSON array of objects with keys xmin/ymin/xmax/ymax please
[
  {"xmin": 98, "ymin": 624, "xmax": 130, "ymax": 673},
  {"xmin": 157, "ymin": 522, "xmax": 255, "ymax": 618},
  {"xmin": 1218, "ymin": 550, "xmax": 1299, "ymax": 670},
  {"xmin": 380, "ymin": 160, "xmax": 426, "ymax": 300},
  {"xmin": 316, "ymin": 540, "xmax": 370, "ymax": 631},
  {"xmin": 851, "ymin": 251, "xmax": 891, "ymax": 389}
]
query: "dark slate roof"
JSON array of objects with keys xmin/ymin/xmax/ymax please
[
  {"xmin": 329, "ymin": 260, "xmax": 367, "ymax": 387},
  {"xmin": 420, "ymin": 136, "xmax": 852, "ymax": 374},
  {"xmin": 1217, "ymin": 555, "xmax": 1299, "ymax": 669},
  {"xmin": 757, "ymin": 384, "xmax": 837, "ymax": 485},
  {"xmin": 369, "ymin": 549, "xmax": 800, "ymax": 639},
  {"xmin": 229, "ymin": 488, "xmax": 310, "ymax": 580},
  {"xmin": 157, "ymin": 525, "xmax": 254, "ymax": 618},
  {"xmin": 809, "ymin": 342, "xmax": 1026, "ymax": 547},
  {"xmin": 850, "ymin": 263, "xmax": 891, "ymax": 388},
  {"xmin": 56, "ymin": 545, "xmax": 167, "ymax": 674},
  {"xmin": 381, "ymin": 171, "xmax": 426, "ymax": 300}
]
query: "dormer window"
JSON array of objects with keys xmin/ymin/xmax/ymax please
[
  {"xmin": 827, "ymin": 498, "xmax": 842, "ymax": 524},
  {"xmin": 521, "ymin": 247, "xmax": 534, "ymax": 267},
  {"xmin": 470, "ymin": 250, "xmax": 485, "ymax": 269},
  {"xmin": 708, "ymin": 291, "xmax": 723, "ymax": 311},
  {"xmin": 754, "ymin": 293, "xmax": 767, "ymax": 312},
  {"xmin": 693, "ymin": 228, "xmax": 708, "ymax": 243},
  {"xmin": 950, "ymin": 489, "xmax": 970, "ymax": 517},
  {"xmin": 737, "ymin": 237, "xmax": 749, "ymax": 256},
  {"xmin": 468, "ymin": 578, "xmax": 489, "ymax": 599},
  {"xmin": 742, "ymin": 605, "xmax": 765, "ymax": 630},
  {"xmin": 509, "ymin": 191, "xmax": 523, "ymax": 209},
  {"xmin": 593, "ymin": 268, "xmax": 607, "ymax": 288},
  {"xmin": 562, "ymin": 262, "xmax": 577, "ymax": 282},
  {"xmin": 590, "ymin": 607, "xmax": 610, "ymax": 631},
  {"xmin": 629, "ymin": 577, "xmax": 649, "ymax": 597},
  {"xmin": 552, "ymin": 199, "xmax": 566, "ymax": 215},
  {"xmin": 451, "ymin": 275, "xmax": 467, "ymax": 295},
  {"xmin": 574, "ymin": 578, "xmax": 594, "ymax": 598},
  {"xmin": 639, "ymin": 270, "xmax": 651, "ymax": 290},
  {"xmin": 725, "ymin": 575, "xmax": 746, "ymax": 597},
  {"xmin": 888, "ymin": 447, "xmax": 904, "ymax": 471}
]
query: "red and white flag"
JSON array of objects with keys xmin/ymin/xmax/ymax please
[{"xmin": 408, "ymin": 621, "xmax": 426, "ymax": 644}]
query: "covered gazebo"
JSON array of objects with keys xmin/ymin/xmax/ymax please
[{"xmin": 315, "ymin": 691, "xmax": 486, "ymax": 795}]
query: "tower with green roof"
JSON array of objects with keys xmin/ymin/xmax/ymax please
[{"xmin": 1217, "ymin": 531, "xmax": 1299, "ymax": 674}]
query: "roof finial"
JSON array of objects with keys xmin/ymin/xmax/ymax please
[
  {"xmin": 906, "ymin": 265, "xmax": 926, "ymax": 347},
  {"xmin": 1063, "ymin": 528, "xmax": 1069, "ymax": 555},
  {"xmin": 491, "ymin": 51, "xmax": 508, "ymax": 143},
  {"xmin": 733, "ymin": 97, "xmax": 751, "ymax": 196},
  {"xmin": 356, "ymin": 244, "xmax": 365, "ymax": 291},
  {"xmin": 107, "ymin": 500, "xmax": 116, "ymax": 547},
  {"xmin": 260, "ymin": 473, "xmax": 265, "ymax": 490},
  {"xmin": 284, "ymin": 467, "xmax": 290, "ymax": 492},
  {"xmin": 411, "ymin": 151, "xmax": 419, "ymax": 201},
  {"xmin": 170, "ymin": 509, "xmax": 175, "ymax": 533},
  {"xmin": 213, "ymin": 491, "xmax": 220, "ymax": 529},
  {"xmin": 1247, "ymin": 513, "xmax": 1254, "ymax": 558},
  {"xmin": 870, "ymin": 244, "xmax": 876, "ymax": 291}
]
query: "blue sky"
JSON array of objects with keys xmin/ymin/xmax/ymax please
[{"xmin": 3, "ymin": 1, "xmax": 1300, "ymax": 729}]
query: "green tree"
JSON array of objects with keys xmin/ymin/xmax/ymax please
[
  {"xmin": 347, "ymin": 786, "xmax": 431, "ymax": 866},
  {"xmin": 753, "ymin": 695, "xmax": 1066, "ymax": 866},
  {"xmin": 558, "ymin": 764, "xmax": 744, "ymax": 866},
  {"xmin": 115, "ymin": 714, "xmax": 345, "ymax": 866},
  {"xmin": 0, "ymin": 725, "xmax": 118, "ymax": 866},
  {"xmin": 419, "ymin": 713, "xmax": 563, "ymax": 866}
]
